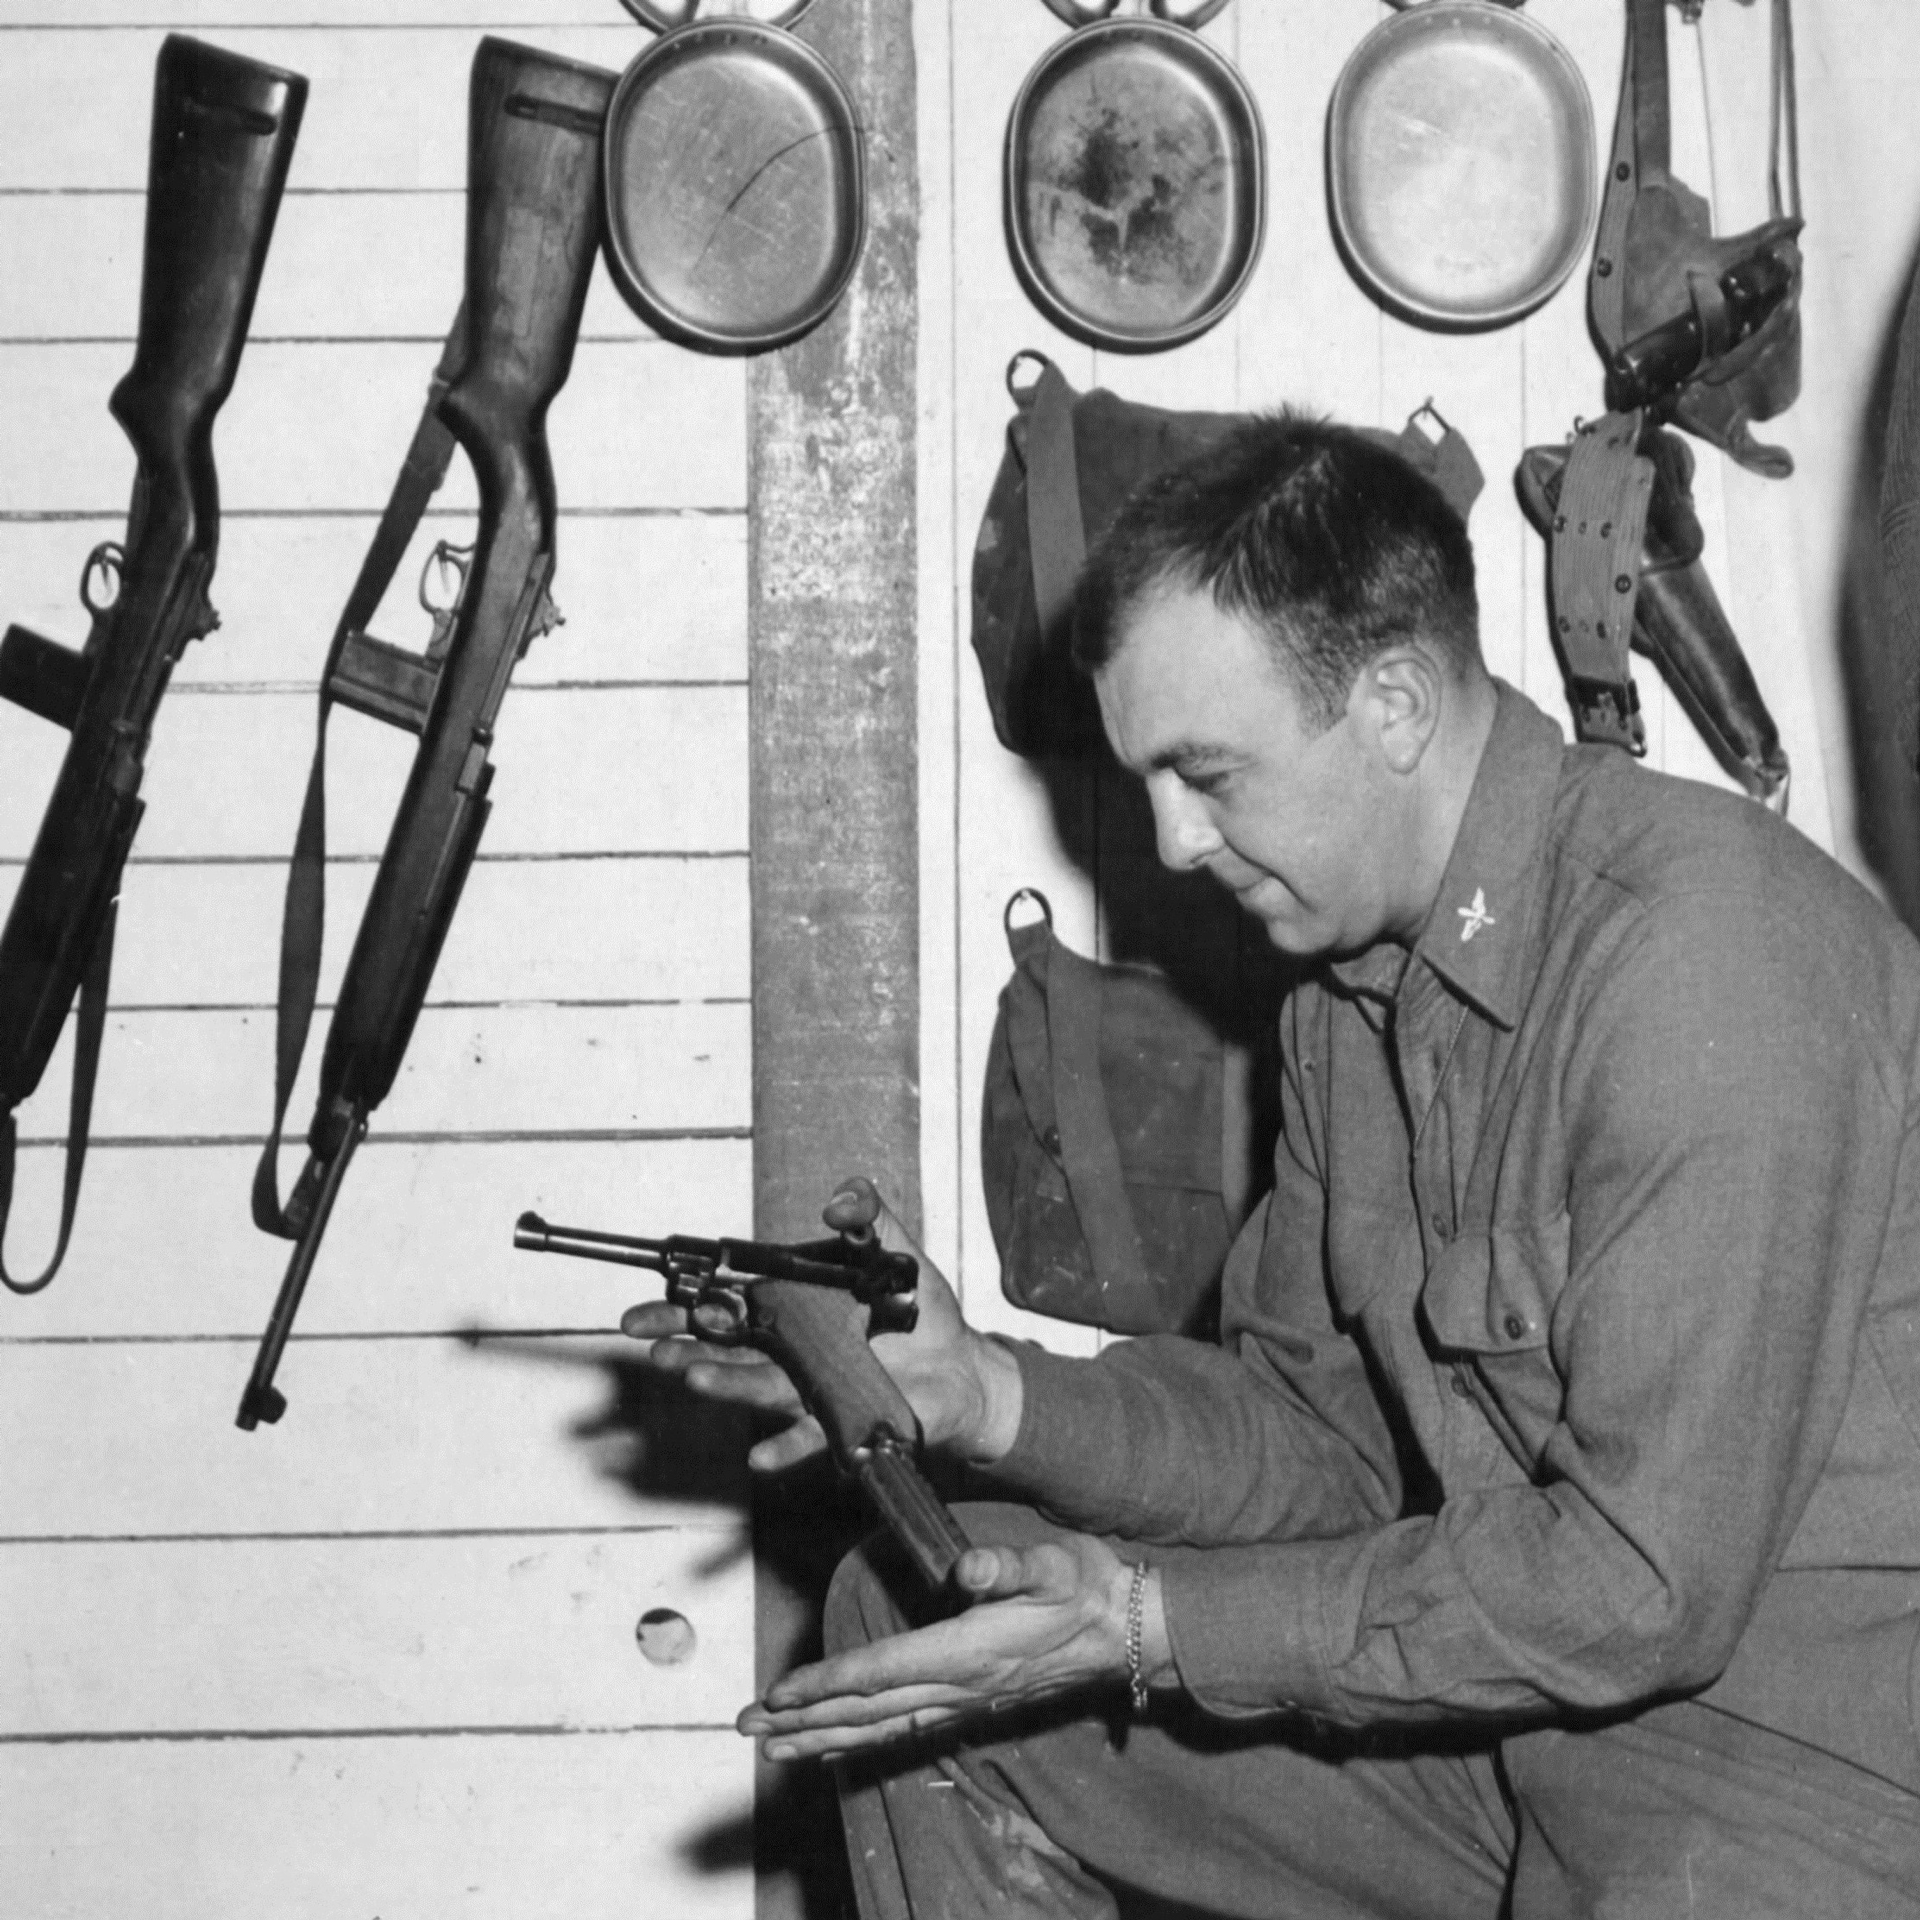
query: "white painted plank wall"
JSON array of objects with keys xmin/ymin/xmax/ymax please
[{"xmin": 0, "ymin": 8, "xmax": 755, "ymax": 1915}]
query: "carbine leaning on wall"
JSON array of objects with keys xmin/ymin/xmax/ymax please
[
  {"xmin": 0, "ymin": 37, "xmax": 305, "ymax": 1295},
  {"xmin": 514, "ymin": 1211, "xmax": 975, "ymax": 1592},
  {"xmin": 237, "ymin": 38, "xmax": 615, "ymax": 1430}
]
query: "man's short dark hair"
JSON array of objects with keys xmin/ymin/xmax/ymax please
[{"xmin": 1071, "ymin": 411, "xmax": 1482, "ymax": 731}]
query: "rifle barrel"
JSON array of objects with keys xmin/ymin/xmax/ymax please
[{"xmin": 236, "ymin": 1117, "xmax": 365, "ymax": 1429}]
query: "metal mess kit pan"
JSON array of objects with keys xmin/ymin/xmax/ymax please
[
  {"xmin": 602, "ymin": 0, "xmax": 864, "ymax": 353},
  {"xmin": 1327, "ymin": 0, "xmax": 1596, "ymax": 330},
  {"xmin": 1005, "ymin": 0, "xmax": 1265, "ymax": 353}
]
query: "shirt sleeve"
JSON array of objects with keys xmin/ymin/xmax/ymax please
[
  {"xmin": 988, "ymin": 989, "xmax": 1410, "ymax": 1547},
  {"xmin": 1160, "ymin": 887, "xmax": 1912, "ymax": 1726}
]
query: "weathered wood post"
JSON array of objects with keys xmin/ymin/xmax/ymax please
[{"xmin": 747, "ymin": 3, "xmax": 918, "ymax": 1913}]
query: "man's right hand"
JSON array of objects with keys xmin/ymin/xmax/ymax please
[{"xmin": 619, "ymin": 1175, "xmax": 1025, "ymax": 1473}]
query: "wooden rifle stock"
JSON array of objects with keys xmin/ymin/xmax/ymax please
[
  {"xmin": 0, "ymin": 37, "xmax": 304, "ymax": 1294},
  {"xmin": 240, "ymin": 39, "xmax": 615, "ymax": 1428}
]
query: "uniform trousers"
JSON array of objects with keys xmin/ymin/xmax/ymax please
[{"xmin": 826, "ymin": 1504, "xmax": 1920, "ymax": 1920}]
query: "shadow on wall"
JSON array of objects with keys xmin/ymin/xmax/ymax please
[
  {"xmin": 1839, "ymin": 225, "xmax": 1920, "ymax": 931},
  {"xmin": 1031, "ymin": 746, "xmax": 1290, "ymax": 1208},
  {"xmin": 461, "ymin": 1326, "xmax": 869, "ymax": 1914},
  {"xmin": 1032, "ymin": 751, "xmax": 1290, "ymax": 1020}
]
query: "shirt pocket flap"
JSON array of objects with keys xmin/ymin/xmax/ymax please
[{"xmin": 1422, "ymin": 1214, "xmax": 1569, "ymax": 1355}]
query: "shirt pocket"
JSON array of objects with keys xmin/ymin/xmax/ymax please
[
  {"xmin": 1421, "ymin": 1214, "xmax": 1570, "ymax": 1357},
  {"xmin": 1422, "ymin": 1216, "xmax": 1572, "ymax": 1474}
]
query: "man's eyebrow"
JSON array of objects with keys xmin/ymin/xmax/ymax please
[{"xmin": 1146, "ymin": 740, "xmax": 1237, "ymax": 774}]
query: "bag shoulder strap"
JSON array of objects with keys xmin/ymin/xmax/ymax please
[
  {"xmin": 1024, "ymin": 359, "xmax": 1089, "ymax": 654},
  {"xmin": 1009, "ymin": 905, "xmax": 1156, "ymax": 1308}
]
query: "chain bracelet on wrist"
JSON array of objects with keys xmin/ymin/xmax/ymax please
[{"xmin": 1124, "ymin": 1560, "xmax": 1151, "ymax": 1717}]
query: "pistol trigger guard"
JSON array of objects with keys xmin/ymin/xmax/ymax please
[
  {"xmin": 691, "ymin": 1285, "xmax": 750, "ymax": 1344},
  {"xmin": 80, "ymin": 543, "xmax": 124, "ymax": 617}
]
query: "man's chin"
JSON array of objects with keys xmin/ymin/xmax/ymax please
[
  {"xmin": 1246, "ymin": 904, "xmax": 1317, "ymax": 956},
  {"xmin": 1259, "ymin": 920, "xmax": 1320, "ymax": 957},
  {"xmin": 1244, "ymin": 901, "xmax": 1364, "ymax": 962}
]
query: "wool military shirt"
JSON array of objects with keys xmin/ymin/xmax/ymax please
[{"xmin": 993, "ymin": 682, "xmax": 1920, "ymax": 1792}]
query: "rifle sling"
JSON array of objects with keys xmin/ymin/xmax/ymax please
[
  {"xmin": 0, "ymin": 901, "xmax": 116, "ymax": 1294},
  {"xmin": 251, "ymin": 314, "xmax": 463, "ymax": 1238}
]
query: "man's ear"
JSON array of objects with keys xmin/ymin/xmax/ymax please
[{"xmin": 1355, "ymin": 648, "xmax": 1443, "ymax": 776}]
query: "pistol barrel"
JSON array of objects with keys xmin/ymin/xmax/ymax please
[{"xmin": 512, "ymin": 1212, "xmax": 672, "ymax": 1272}]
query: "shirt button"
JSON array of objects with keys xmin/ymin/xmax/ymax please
[
  {"xmin": 1450, "ymin": 1369, "xmax": 1474, "ymax": 1399},
  {"xmin": 1503, "ymin": 1312, "xmax": 1527, "ymax": 1341},
  {"xmin": 1429, "ymin": 1209, "xmax": 1451, "ymax": 1239}
]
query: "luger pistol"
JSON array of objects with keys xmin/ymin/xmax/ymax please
[{"xmin": 514, "ymin": 1212, "xmax": 974, "ymax": 1592}]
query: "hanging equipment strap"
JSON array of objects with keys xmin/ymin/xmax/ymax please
[
  {"xmin": 1593, "ymin": 0, "xmax": 1674, "ymax": 354},
  {"xmin": 1024, "ymin": 357, "xmax": 1089, "ymax": 654},
  {"xmin": 1042, "ymin": 937, "xmax": 1155, "ymax": 1310},
  {"xmin": 1549, "ymin": 412, "xmax": 1657, "ymax": 754}
]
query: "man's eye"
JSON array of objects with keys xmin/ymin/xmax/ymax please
[{"xmin": 1183, "ymin": 768, "xmax": 1230, "ymax": 797}]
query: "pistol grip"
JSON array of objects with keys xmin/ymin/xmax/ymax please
[{"xmin": 740, "ymin": 1280, "xmax": 919, "ymax": 1467}]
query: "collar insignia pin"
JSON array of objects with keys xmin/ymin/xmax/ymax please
[{"xmin": 1458, "ymin": 888, "xmax": 1495, "ymax": 943}]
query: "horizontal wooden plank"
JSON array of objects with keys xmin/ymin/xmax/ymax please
[
  {"xmin": 0, "ymin": 186, "xmax": 655, "ymax": 343},
  {"xmin": 0, "ymin": 24, "xmax": 645, "ymax": 192},
  {"xmin": 0, "ymin": 511, "xmax": 748, "ymax": 688},
  {"xmin": 0, "ymin": 1136, "xmax": 753, "ymax": 1335},
  {"xmin": 0, "ymin": 2, "xmax": 620, "ymax": 24},
  {"xmin": 0, "ymin": 1529, "xmax": 754, "ymax": 1733},
  {"xmin": 0, "ymin": 855, "xmax": 750, "ymax": 1007},
  {"xmin": 0, "ymin": 684, "xmax": 750, "ymax": 859},
  {"xmin": 0, "ymin": 338, "xmax": 747, "ymax": 514},
  {"xmin": 0, "ymin": 1336, "xmax": 755, "ymax": 1534},
  {"xmin": 0, "ymin": 1729, "xmax": 753, "ymax": 1920},
  {"xmin": 9, "ymin": 999, "xmax": 750, "ymax": 1144}
]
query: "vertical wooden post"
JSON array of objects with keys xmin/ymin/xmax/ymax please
[{"xmin": 747, "ymin": 3, "xmax": 918, "ymax": 1915}]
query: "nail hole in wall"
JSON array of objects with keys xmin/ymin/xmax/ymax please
[{"xmin": 636, "ymin": 1606, "xmax": 696, "ymax": 1665}]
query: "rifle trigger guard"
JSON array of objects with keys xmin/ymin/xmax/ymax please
[
  {"xmin": 419, "ymin": 540, "xmax": 473, "ymax": 618},
  {"xmin": 81, "ymin": 543, "xmax": 124, "ymax": 617}
]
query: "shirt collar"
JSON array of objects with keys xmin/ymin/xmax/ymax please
[{"xmin": 1329, "ymin": 680, "xmax": 1565, "ymax": 1030}]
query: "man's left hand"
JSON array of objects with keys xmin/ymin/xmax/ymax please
[{"xmin": 738, "ymin": 1532, "xmax": 1156, "ymax": 1761}]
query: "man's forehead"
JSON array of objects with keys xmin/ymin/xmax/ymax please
[
  {"xmin": 1103, "ymin": 588, "xmax": 1295, "ymax": 702},
  {"xmin": 1096, "ymin": 588, "xmax": 1310, "ymax": 769}
]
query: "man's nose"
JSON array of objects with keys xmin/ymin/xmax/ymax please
[{"xmin": 1148, "ymin": 776, "xmax": 1222, "ymax": 870}]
